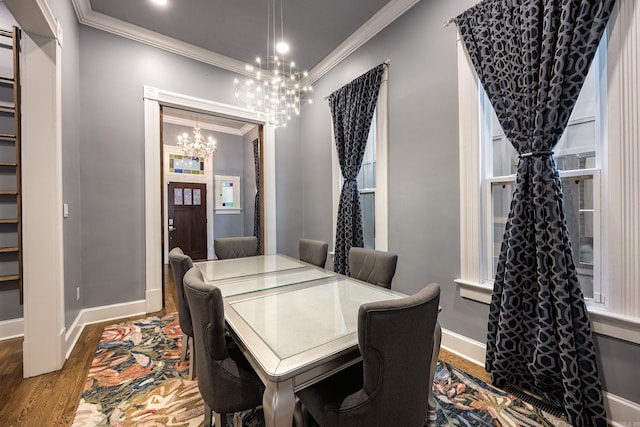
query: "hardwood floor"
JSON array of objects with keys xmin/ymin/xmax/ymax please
[{"xmin": 0, "ymin": 267, "xmax": 488, "ymax": 426}]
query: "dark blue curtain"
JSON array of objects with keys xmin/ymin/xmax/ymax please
[
  {"xmin": 329, "ymin": 64, "xmax": 384, "ymax": 275},
  {"xmin": 454, "ymin": 1, "xmax": 614, "ymax": 426},
  {"xmin": 252, "ymin": 138, "xmax": 261, "ymax": 254}
]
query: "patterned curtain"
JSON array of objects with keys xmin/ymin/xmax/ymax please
[
  {"xmin": 454, "ymin": 1, "xmax": 615, "ymax": 426},
  {"xmin": 329, "ymin": 64, "xmax": 385, "ymax": 275},
  {"xmin": 252, "ymin": 138, "xmax": 261, "ymax": 254}
]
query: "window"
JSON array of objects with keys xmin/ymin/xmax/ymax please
[
  {"xmin": 455, "ymin": 7, "xmax": 640, "ymax": 344},
  {"xmin": 332, "ymin": 72, "xmax": 388, "ymax": 252},
  {"xmin": 357, "ymin": 115, "xmax": 377, "ymax": 249},
  {"xmin": 481, "ymin": 63, "xmax": 602, "ymax": 302}
]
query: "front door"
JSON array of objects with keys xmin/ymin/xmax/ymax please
[{"xmin": 168, "ymin": 182, "xmax": 207, "ymax": 260}]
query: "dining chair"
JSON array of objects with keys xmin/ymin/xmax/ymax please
[
  {"xmin": 296, "ymin": 283, "xmax": 441, "ymax": 427},
  {"xmin": 214, "ymin": 236, "xmax": 258, "ymax": 259},
  {"xmin": 168, "ymin": 247, "xmax": 196, "ymax": 380},
  {"xmin": 299, "ymin": 239, "xmax": 328, "ymax": 268},
  {"xmin": 348, "ymin": 247, "xmax": 398, "ymax": 289},
  {"xmin": 183, "ymin": 266, "xmax": 264, "ymax": 427}
]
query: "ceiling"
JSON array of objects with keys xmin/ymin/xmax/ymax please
[{"xmin": 73, "ymin": 0, "xmax": 419, "ymax": 80}]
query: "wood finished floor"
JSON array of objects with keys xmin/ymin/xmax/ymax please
[{"xmin": 0, "ymin": 268, "xmax": 489, "ymax": 426}]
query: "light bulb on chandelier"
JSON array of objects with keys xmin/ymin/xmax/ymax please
[
  {"xmin": 233, "ymin": 0, "xmax": 312, "ymax": 128},
  {"xmin": 176, "ymin": 116, "xmax": 217, "ymax": 160}
]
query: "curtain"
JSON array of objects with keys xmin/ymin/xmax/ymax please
[
  {"xmin": 454, "ymin": 1, "xmax": 614, "ymax": 426},
  {"xmin": 329, "ymin": 64, "xmax": 385, "ymax": 275},
  {"xmin": 252, "ymin": 138, "xmax": 261, "ymax": 255}
]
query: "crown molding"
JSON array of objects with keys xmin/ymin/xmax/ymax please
[
  {"xmin": 71, "ymin": 0, "xmax": 418, "ymax": 82},
  {"xmin": 163, "ymin": 115, "xmax": 256, "ymax": 136},
  {"xmin": 309, "ymin": 0, "xmax": 421, "ymax": 82},
  {"xmin": 71, "ymin": 0, "xmax": 248, "ymax": 74}
]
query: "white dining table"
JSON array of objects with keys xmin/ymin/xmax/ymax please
[{"xmin": 194, "ymin": 254, "xmax": 441, "ymax": 427}]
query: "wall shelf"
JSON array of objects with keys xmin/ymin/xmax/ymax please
[{"xmin": 0, "ymin": 27, "xmax": 22, "ymax": 303}]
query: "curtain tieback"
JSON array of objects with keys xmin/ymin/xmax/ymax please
[{"xmin": 518, "ymin": 150, "xmax": 553, "ymax": 158}]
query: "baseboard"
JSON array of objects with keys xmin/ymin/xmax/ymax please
[
  {"xmin": 0, "ymin": 317, "xmax": 24, "ymax": 341},
  {"xmin": 440, "ymin": 327, "xmax": 640, "ymax": 425},
  {"xmin": 604, "ymin": 392, "xmax": 640, "ymax": 427},
  {"xmin": 440, "ymin": 327, "xmax": 486, "ymax": 366},
  {"xmin": 64, "ymin": 299, "xmax": 147, "ymax": 359}
]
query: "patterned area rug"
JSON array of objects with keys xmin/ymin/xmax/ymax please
[{"xmin": 72, "ymin": 313, "xmax": 570, "ymax": 427}]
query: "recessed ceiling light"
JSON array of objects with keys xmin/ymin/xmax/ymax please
[{"xmin": 151, "ymin": 0, "xmax": 167, "ymax": 6}]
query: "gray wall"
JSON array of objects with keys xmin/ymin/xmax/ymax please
[
  {"xmin": 297, "ymin": 0, "xmax": 640, "ymax": 404},
  {"xmin": 49, "ymin": 0, "xmax": 83, "ymax": 329},
  {"xmin": 212, "ymin": 132, "xmax": 246, "ymax": 239},
  {"xmin": 77, "ymin": 25, "xmax": 253, "ymax": 306}
]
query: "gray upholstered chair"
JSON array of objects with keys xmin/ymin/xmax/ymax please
[
  {"xmin": 168, "ymin": 247, "xmax": 196, "ymax": 380},
  {"xmin": 296, "ymin": 283, "xmax": 441, "ymax": 427},
  {"xmin": 183, "ymin": 266, "xmax": 264, "ymax": 427},
  {"xmin": 214, "ymin": 236, "xmax": 258, "ymax": 259},
  {"xmin": 348, "ymin": 247, "xmax": 398, "ymax": 289},
  {"xmin": 299, "ymin": 239, "xmax": 328, "ymax": 268}
]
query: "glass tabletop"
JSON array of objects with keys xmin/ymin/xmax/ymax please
[
  {"xmin": 229, "ymin": 278, "xmax": 401, "ymax": 360},
  {"xmin": 216, "ymin": 267, "xmax": 335, "ymax": 297},
  {"xmin": 195, "ymin": 254, "xmax": 305, "ymax": 281}
]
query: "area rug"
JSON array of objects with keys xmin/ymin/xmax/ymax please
[{"xmin": 72, "ymin": 313, "xmax": 570, "ymax": 427}]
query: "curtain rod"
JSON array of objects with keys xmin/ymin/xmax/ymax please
[
  {"xmin": 324, "ymin": 60, "xmax": 390, "ymax": 100},
  {"xmin": 442, "ymin": 18, "xmax": 455, "ymax": 28}
]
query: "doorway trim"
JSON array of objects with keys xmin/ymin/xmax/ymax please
[{"xmin": 143, "ymin": 86, "xmax": 277, "ymax": 312}]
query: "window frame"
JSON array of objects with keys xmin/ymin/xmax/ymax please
[{"xmin": 454, "ymin": 4, "xmax": 640, "ymax": 344}]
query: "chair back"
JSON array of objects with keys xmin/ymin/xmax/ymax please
[
  {"xmin": 214, "ymin": 236, "xmax": 258, "ymax": 259},
  {"xmin": 348, "ymin": 247, "xmax": 398, "ymax": 288},
  {"xmin": 183, "ymin": 267, "xmax": 262, "ymax": 414},
  {"xmin": 356, "ymin": 283, "xmax": 440, "ymax": 426},
  {"xmin": 168, "ymin": 247, "xmax": 194, "ymax": 337},
  {"xmin": 299, "ymin": 239, "xmax": 328, "ymax": 268}
]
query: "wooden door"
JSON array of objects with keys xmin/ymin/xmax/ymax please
[{"xmin": 168, "ymin": 182, "xmax": 207, "ymax": 260}]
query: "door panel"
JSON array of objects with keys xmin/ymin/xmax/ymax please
[{"xmin": 168, "ymin": 182, "xmax": 207, "ymax": 260}]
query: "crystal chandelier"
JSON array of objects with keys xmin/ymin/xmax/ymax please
[
  {"xmin": 176, "ymin": 116, "xmax": 217, "ymax": 159},
  {"xmin": 233, "ymin": 0, "xmax": 312, "ymax": 127}
]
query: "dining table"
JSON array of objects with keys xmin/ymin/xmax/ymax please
[{"xmin": 194, "ymin": 254, "xmax": 441, "ymax": 427}]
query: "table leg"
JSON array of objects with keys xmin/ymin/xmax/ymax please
[
  {"xmin": 426, "ymin": 321, "xmax": 442, "ymax": 427},
  {"xmin": 262, "ymin": 378, "xmax": 295, "ymax": 427}
]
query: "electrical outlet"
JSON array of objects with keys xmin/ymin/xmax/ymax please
[{"xmin": 76, "ymin": 286, "xmax": 80, "ymax": 300}]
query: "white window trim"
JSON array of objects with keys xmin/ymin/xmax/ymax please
[
  {"xmin": 455, "ymin": 0, "xmax": 640, "ymax": 345},
  {"xmin": 331, "ymin": 67, "xmax": 389, "ymax": 252}
]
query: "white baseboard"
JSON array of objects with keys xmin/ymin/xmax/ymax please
[
  {"xmin": 440, "ymin": 327, "xmax": 486, "ymax": 366},
  {"xmin": 145, "ymin": 288, "xmax": 163, "ymax": 313},
  {"xmin": 0, "ymin": 317, "xmax": 24, "ymax": 341},
  {"xmin": 64, "ymin": 299, "xmax": 147, "ymax": 359},
  {"xmin": 440, "ymin": 327, "xmax": 640, "ymax": 425},
  {"xmin": 605, "ymin": 392, "xmax": 640, "ymax": 427}
]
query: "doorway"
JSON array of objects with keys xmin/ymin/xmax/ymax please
[
  {"xmin": 143, "ymin": 86, "xmax": 277, "ymax": 314},
  {"xmin": 159, "ymin": 104, "xmax": 266, "ymax": 307}
]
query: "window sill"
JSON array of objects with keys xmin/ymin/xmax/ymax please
[{"xmin": 455, "ymin": 279, "xmax": 640, "ymax": 345}]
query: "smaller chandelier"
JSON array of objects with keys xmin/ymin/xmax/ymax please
[
  {"xmin": 233, "ymin": 0, "xmax": 312, "ymax": 127},
  {"xmin": 177, "ymin": 117, "xmax": 217, "ymax": 159}
]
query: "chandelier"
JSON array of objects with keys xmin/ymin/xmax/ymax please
[
  {"xmin": 233, "ymin": 0, "xmax": 312, "ymax": 127},
  {"xmin": 176, "ymin": 116, "xmax": 217, "ymax": 159}
]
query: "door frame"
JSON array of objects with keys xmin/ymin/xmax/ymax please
[{"xmin": 143, "ymin": 86, "xmax": 277, "ymax": 312}]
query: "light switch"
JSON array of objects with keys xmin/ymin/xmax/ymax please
[{"xmin": 63, "ymin": 203, "xmax": 69, "ymax": 218}]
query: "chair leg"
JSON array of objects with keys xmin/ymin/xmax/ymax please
[
  {"xmin": 188, "ymin": 337, "xmax": 196, "ymax": 380},
  {"xmin": 204, "ymin": 403, "xmax": 213, "ymax": 427},
  {"xmin": 214, "ymin": 411, "xmax": 225, "ymax": 427},
  {"xmin": 180, "ymin": 333, "xmax": 188, "ymax": 362}
]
